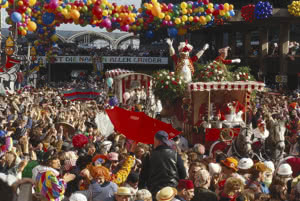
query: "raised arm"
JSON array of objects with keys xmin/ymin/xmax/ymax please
[{"xmin": 166, "ymin": 38, "xmax": 175, "ymax": 56}]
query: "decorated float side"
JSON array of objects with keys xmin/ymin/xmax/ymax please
[{"xmin": 152, "ymin": 40, "xmax": 266, "ymax": 155}]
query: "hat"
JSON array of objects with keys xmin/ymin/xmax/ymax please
[
  {"xmin": 136, "ymin": 189, "xmax": 152, "ymax": 200},
  {"xmin": 5, "ymin": 36, "xmax": 14, "ymax": 47},
  {"xmin": 277, "ymin": 163, "xmax": 293, "ymax": 176},
  {"xmin": 238, "ymin": 158, "xmax": 254, "ymax": 170},
  {"xmin": 156, "ymin": 187, "xmax": 177, "ymax": 201},
  {"xmin": 264, "ymin": 161, "xmax": 275, "ymax": 173},
  {"xmin": 221, "ymin": 157, "xmax": 238, "ymax": 172},
  {"xmin": 115, "ymin": 187, "xmax": 132, "ymax": 196},
  {"xmin": 107, "ymin": 152, "xmax": 119, "ymax": 161},
  {"xmin": 208, "ymin": 163, "xmax": 222, "ymax": 175},
  {"xmin": 155, "ymin": 131, "xmax": 172, "ymax": 147},
  {"xmin": 69, "ymin": 193, "xmax": 88, "ymax": 201},
  {"xmin": 127, "ymin": 172, "xmax": 139, "ymax": 183},
  {"xmin": 177, "ymin": 179, "xmax": 194, "ymax": 190},
  {"xmin": 218, "ymin": 46, "xmax": 230, "ymax": 54},
  {"xmin": 178, "ymin": 41, "xmax": 193, "ymax": 53},
  {"xmin": 92, "ymin": 154, "xmax": 107, "ymax": 164},
  {"xmin": 253, "ymin": 162, "xmax": 271, "ymax": 173}
]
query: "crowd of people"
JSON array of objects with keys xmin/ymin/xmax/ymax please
[{"xmin": 0, "ymin": 79, "xmax": 297, "ymax": 201}]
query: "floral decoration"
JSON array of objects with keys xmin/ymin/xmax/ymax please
[{"xmin": 152, "ymin": 70, "xmax": 186, "ymax": 104}]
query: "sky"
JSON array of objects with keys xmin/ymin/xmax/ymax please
[{"xmin": 1, "ymin": 0, "xmax": 142, "ymax": 32}]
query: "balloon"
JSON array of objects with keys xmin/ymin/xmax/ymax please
[
  {"xmin": 11, "ymin": 12, "xmax": 22, "ymax": 23},
  {"xmin": 146, "ymin": 30, "xmax": 154, "ymax": 38},
  {"xmin": 70, "ymin": 10, "xmax": 80, "ymax": 19},
  {"xmin": 167, "ymin": 27, "xmax": 177, "ymax": 38},
  {"xmin": 109, "ymin": 97, "xmax": 118, "ymax": 106},
  {"xmin": 174, "ymin": 17, "xmax": 181, "ymax": 24},
  {"xmin": 51, "ymin": 34, "xmax": 58, "ymax": 42},
  {"xmin": 178, "ymin": 27, "xmax": 187, "ymax": 35},
  {"xmin": 182, "ymin": 15, "xmax": 188, "ymax": 22},
  {"xmin": 28, "ymin": 0, "xmax": 36, "ymax": 6},
  {"xmin": 27, "ymin": 21, "xmax": 37, "ymax": 31},
  {"xmin": 42, "ymin": 12, "xmax": 55, "ymax": 25},
  {"xmin": 123, "ymin": 92, "xmax": 131, "ymax": 102},
  {"xmin": 107, "ymin": 77, "xmax": 113, "ymax": 87},
  {"xmin": 180, "ymin": 2, "xmax": 187, "ymax": 9}
]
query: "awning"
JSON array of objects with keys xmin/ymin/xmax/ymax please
[
  {"xmin": 189, "ymin": 81, "xmax": 265, "ymax": 92},
  {"xmin": 105, "ymin": 68, "xmax": 134, "ymax": 78}
]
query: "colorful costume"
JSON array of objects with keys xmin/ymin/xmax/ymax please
[
  {"xmin": 167, "ymin": 39, "xmax": 209, "ymax": 83},
  {"xmin": 0, "ymin": 56, "xmax": 21, "ymax": 72},
  {"xmin": 35, "ymin": 167, "xmax": 66, "ymax": 201}
]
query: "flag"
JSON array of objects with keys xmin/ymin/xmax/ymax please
[{"xmin": 63, "ymin": 88, "xmax": 101, "ymax": 101}]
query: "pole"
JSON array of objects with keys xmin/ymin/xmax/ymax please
[
  {"xmin": 244, "ymin": 92, "xmax": 247, "ymax": 126},
  {"xmin": 208, "ymin": 91, "xmax": 211, "ymax": 122}
]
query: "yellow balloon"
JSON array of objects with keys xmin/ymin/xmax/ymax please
[
  {"xmin": 165, "ymin": 15, "xmax": 171, "ymax": 21},
  {"xmin": 2, "ymin": 1, "xmax": 8, "ymax": 8},
  {"xmin": 27, "ymin": 21, "xmax": 37, "ymax": 32},
  {"xmin": 181, "ymin": 8, "xmax": 187, "ymax": 14},
  {"xmin": 182, "ymin": 15, "xmax": 188, "ymax": 22},
  {"xmin": 229, "ymin": 4, "xmax": 234, "ymax": 10},
  {"xmin": 180, "ymin": 2, "xmax": 187, "ymax": 9},
  {"xmin": 208, "ymin": 3, "xmax": 213, "ymax": 9},
  {"xmin": 70, "ymin": 10, "xmax": 80, "ymax": 19},
  {"xmin": 102, "ymin": 10, "xmax": 108, "ymax": 16},
  {"xmin": 151, "ymin": 0, "xmax": 157, "ymax": 4},
  {"xmin": 199, "ymin": 7, "xmax": 204, "ymax": 12},
  {"xmin": 199, "ymin": 16, "xmax": 206, "ymax": 24},
  {"xmin": 28, "ymin": 0, "xmax": 36, "ymax": 6},
  {"xmin": 158, "ymin": 12, "xmax": 165, "ymax": 19},
  {"xmin": 61, "ymin": 8, "xmax": 68, "ymax": 16},
  {"xmin": 224, "ymin": 3, "xmax": 229, "ymax": 10},
  {"xmin": 175, "ymin": 18, "xmax": 181, "ymax": 24},
  {"xmin": 219, "ymin": 10, "xmax": 225, "ymax": 16},
  {"xmin": 188, "ymin": 16, "xmax": 193, "ymax": 22}
]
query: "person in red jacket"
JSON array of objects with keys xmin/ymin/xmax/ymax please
[{"xmin": 215, "ymin": 47, "xmax": 241, "ymax": 65}]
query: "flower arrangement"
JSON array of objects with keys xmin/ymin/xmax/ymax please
[
  {"xmin": 193, "ymin": 61, "xmax": 232, "ymax": 82},
  {"xmin": 152, "ymin": 70, "xmax": 186, "ymax": 104},
  {"xmin": 193, "ymin": 62, "xmax": 255, "ymax": 82},
  {"xmin": 233, "ymin": 67, "xmax": 255, "ymax": 81}
]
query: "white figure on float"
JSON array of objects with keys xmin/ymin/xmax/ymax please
[{"xmin": 166, "ymin": 38, "xmax": 209, "ymax": 83}]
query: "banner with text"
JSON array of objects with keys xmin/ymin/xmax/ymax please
[{"xmin": 37, "ymin": 56, "xmax": 168, "ymax": 65}]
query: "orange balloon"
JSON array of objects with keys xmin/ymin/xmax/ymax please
[
  {"xmin": 21, "ymin": 29, "xmax": 27, "ymax": 36},
  {"xmin": 27, "ymin": 21, "xmax": 37, "ymax": 32},
  {"xmin": 70, "ymin": 10, "xmax": 80, "ymax": 19}
]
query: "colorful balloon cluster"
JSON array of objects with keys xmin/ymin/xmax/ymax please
[
  {"xmin": 3, "ymin": 0, "xmax": 235, "ymax": 45},
  {"xmin": 138, "ymin": 0, "xmax": 235, "ymax": 38},
  {"xmin": 288, "ymin": 1, "xmax": 300, "ymax": 17},
  {"xmin": 254, "ymin": 1, "xmax": 273, "ymax": 19},
  {"xmin": 241, "ymin": 4, "xmax": 255, "ymax": 22}
]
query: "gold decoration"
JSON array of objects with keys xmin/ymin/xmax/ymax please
[{"xmin": 6, "ymin": 36, "xmax": 14, "ymax": 47}]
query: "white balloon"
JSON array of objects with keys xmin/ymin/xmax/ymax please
[{"xmin": 123, "ymin": 92, "xmax": 131, "ymax": 102}]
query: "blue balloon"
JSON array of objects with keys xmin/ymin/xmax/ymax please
[
  {"xmin": 146, "ymin": 30, "xmax": 154, "ymax": 39},
  {"xmin": 1, "ymin": 0, "xmax": 7, "ymax": 5},
  {"xmin": 11, "ymin": 12, "xmax": 22, "ymax": 23},
  {"xmin": 168, "ymin": 27, "xmax": 178, "ymax": 38},
  {"xmin": 42, "ymin": 12, "xmax": 55, "ymax": 25},
  {"xmin": 37, "ymin": 28, "xmax": 45, "ymax": 34},
  {"xmin": 45, "ymin": 0, "xmax": 51, "ymax": 3},
  {"xmin": 106, "ymin": 77, "xmax": 113, "ymax": 87},
  {"xmin": 109, "ymin": 97, "xmax": 118, "ymax": 106}
]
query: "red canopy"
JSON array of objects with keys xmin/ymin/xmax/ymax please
[{"xmin": 105, "ymin": 107, "xmax": 181, "ymax": 144}]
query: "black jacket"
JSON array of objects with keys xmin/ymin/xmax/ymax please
[{"xmin": 138, "ymin": 145, "xmax": 187, "ymax": 194}]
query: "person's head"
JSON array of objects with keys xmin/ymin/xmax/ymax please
[
  {"xmin": 107, "ymin": 152, "xmax": 119, "ymax": 168},
  {"xmin": 4, "ymin": 152, "xmax": 16, "ymax": 166},
  {"xmin": 250, "ymin": 162, "xmax": 272, "ymax": 183},
  {"xmin": 154, "ymin": 131, "xmax": 172, "ymax": 149},
  {"xmin": 69, "ymin": 193, "xmax": 88, "ymax": 201},
  {"xmin": 276, "ymin": 163, "xmax": 293, "ymax": 184},
  {"xmin": 194, "ymin": 169, "xmax": 211, "ymax": 188},
  {"xmin": 221, "ymin": 157, "xmax": 238, "ymax": 176},
  {"xmin": 126, "ymin": 172, "xmax": 139, "ymax": 189},
  {"xmin": 156, "ymin": 187, "xmax": 177, "ymax": 201},
  {"xmin": 115, "ymin": 187, "xmax": 132, "ymax": 201},
  {"xmin": 135, "ymin": 146, "xmax": 145, "ymax": 158},
  {"xmin": 224, "ymin": 177, "xmax": 244, "ymax": 195},
  {"xmin": 91, "ymin": 164, "xmax": 111, "ymax": 184},
  {"xmin": 177, "ymin": 180, "xmax": 194, "ymax": 201},
  {"xmin": 189, "ymin": 161, "xmax": 206, "ymax": 182},
  {"xmin": 42, "ymin": 150, "xmax": 61, "ymax": 170},
  {"xmin": 136, "ymin": 189, "xmax": 152, "ymax": 201},
  {"xmin": 193, "ymin": 144, "xmax": 205, "ymax": 155}
]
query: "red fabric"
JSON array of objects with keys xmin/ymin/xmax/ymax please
[
  {"xmin": 177, "ymin": 179, "xmax": 194, "ymax": 190},
  {"xmin": 72, "ymin": 134, "xmax": 88, "ymax": 148},
  {"xmin": 286, "ymin": 157, "xmax": 300, "ymax": 177},
  {"xmin": 0, "ymin": 56, "xmax": 21, "ymax": 72},
  {"xmin": 105, "ymin": 107, "xmax": 181, "ymax": 144},
  {"xmin": 215, "ymin": 56, "xmax": 232, "ymax": 65}
]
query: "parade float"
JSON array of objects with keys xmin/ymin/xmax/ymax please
[{"xmin": 152, "ymin": 41, "xmax": 265, "ymax": 149}]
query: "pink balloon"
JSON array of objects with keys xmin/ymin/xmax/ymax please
[
  {"xmin": 121, "ymin": 25, "xmax": 129, "ymax": 32},
  {"xmin": 219, "ymin": 4, "xmax": 224, "ymax": 10},
  {"xmin": 168, "ymin": 3, "xmax": 173, "ymax": 10}
]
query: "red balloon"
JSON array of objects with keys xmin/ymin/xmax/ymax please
[
  {"xmin": 193, "ymin": 16, "xmax": 199, "ymax": 22},
  {"xmin": 92, "ymin": 6, "xmax": 102, "ymax": 17},
  {"xmin": 206, "ymin": 9, "xmax": 211, "ymax": 14},
  {"xmin": 202, "ymin": 0, "xmax": 209, "ymax": 5}
]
